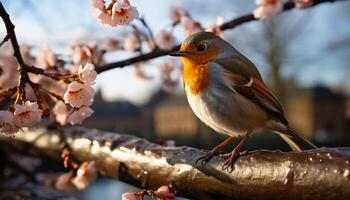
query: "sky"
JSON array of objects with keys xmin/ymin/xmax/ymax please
[{"xmin": 1, "ymin": 0, "xmax": 350, "ymax": 104}]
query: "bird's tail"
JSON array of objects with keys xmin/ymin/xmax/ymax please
[{"xmin": 275, "ymin": 126, "xmax": 317, "ymax": 152}]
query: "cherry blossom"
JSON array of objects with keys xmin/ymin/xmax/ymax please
[
  {"xmin": 156, "ymin": 30, "xmax": 176, "ymax": 50},
  {"xmin": 0, "ymin": 110, "xmax": 19, "ymax": 134},
  {"xmin": 30, "ymin": 74, "xmax": 67, "ymax": 97},
  {"xmin": 294, "ymin": 0, "xmax": 314, "ymax": 8},
  {"xmin": 91, "ymin": 0, "xmax": 104, "ymax": 10},
  {"xmin": 253, "ymin": 0, "xmax": 283, "ymax": 20},
  {"xmin": 123, "ymin": 34, "xmax": 140, "ymax": 52},
  {"xmin": 55, "ymin": 172, "xmax": 74, "ymax": 192},
  {"xmin": 154, "ymin": 186, "xmax": 176, "ymax": 200},
  {"xmin": 121, "ymin": 192, "xmax": 137, "ymax": 200},
  {"xmin": 13, "ymin": 101, "xmax": 43, "ymax": 128},
  {"xmin": 53, "ymin": 101, "xmax": 69, "ymax": 126},
  {"xmin": 71, "ymin": 43, "xmax": 92, "ymax": 66},
  {"xmin": 206, "ymin": 16, "xmax": 225, "ymax": 39},
  {"xmin": 63, "ymin": 81, "xmax": 94, "ymax": 108},
  {"xmin": 134, "ymin": 65, "xmax": 153, "ymax": 81},
  {"xmin": 91, "ymin": 0, "xmax": 138, "ymax": 27},
  {"xmin": 72, "ymin": 161, "xmax": 97, "ymax": 190},
  {"xmin": 93, "ymin": 8, "xmax": 116, "ymax": 26},
  {"xmin": 105, "ymin": 37, "xmax": 121, "ymax": 51},
  {"xmin": 169, "ymin": 6, "xmax": 187, "ymax": 24},
  {"xmin": 181, "ymin": 16, "xmax": 204, "ymax": 36},
  {"xmin": 67, "ymin": 106, "xmax": 94, "ymax": 125},
  {"xmin": 35, "ymin": 43, "xmax": 57, "ymax": 69},
  {"xmin": 0, "ymin": 56, "xmax": 19, "ymax": 89},
  {"xmin": 112, "ymin": 0, "xmax": 139, "ymax": 25},
  {"xmin": 78, "ymin": 63, "xmax": 97, "ymax": 85}
]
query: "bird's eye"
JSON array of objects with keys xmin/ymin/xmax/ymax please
[{"xmin": 197, "ymin": 44, "xmax": 206, "ymax": 51}]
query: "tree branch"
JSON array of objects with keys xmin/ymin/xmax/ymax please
[
  {"xmin": 96, "ymin": 0, "xmax": 346, "ymax": 74},
  {"xmin": 0, "ymin": 126, "xmax": 349, "ymax": 200}
]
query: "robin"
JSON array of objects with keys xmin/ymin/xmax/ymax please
[{"xmin": 169, "ymin": 31, "xmax": 316, "ymax": 171}]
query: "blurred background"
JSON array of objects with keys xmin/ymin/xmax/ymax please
[{"xmin": 1, "ymin": 0, "xmax": 350, "ymax": 199}]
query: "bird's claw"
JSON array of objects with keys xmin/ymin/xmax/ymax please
[
  {"xmin": 221, "ymin": 150, "xmax": 241, "ymax": 173},
  {"xmin": 196, "ymin": 150, "xmax": 216, "ymax": 166},
  {"xmin": 222, "ymin": 158, "xmax": 234, "ymax": 173}
]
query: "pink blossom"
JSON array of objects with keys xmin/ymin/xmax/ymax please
[
  {"xmin": 294, "ymin": 0, "xmax": 314, "ymax": 8},
  {"xmin": 67, "ymin": 106, "xmax": 94, "ymax": 125},
  {"xmin": 71, "ymin": 43, "xmax": 105, "ymax": 67},
  {"xmin": 93, "ymin": 8, "xmax": 116, "ymax": 26},
  {"xmin": 30, "ymin": 74, "xmax": 67, "ymax": 97},
  {"xmin": 63, "ymin": 82, "xmax": 94, "ymax": 108},
  {"xmin": 206, "ymin": 16, "xmax": 225, "ymax": 39},
  {"xmin": 158, "ymin": 59, "xmax": 182, "ymax": 93},
  {"xmin": 112, "ymin": 0, "xmax": 139, "ymax": 25},
  {"xmin": 154, "ymin": 186, "xmax": 176, "ymax": 200},
  {"xmin": 53, "ymin": 101, "xmax": 69, "ymax": 125},
  {"xmin": 91, "ymin": 0, "xmax": 138, "ymax": 27},
  {"xmin": 55, "ymin": 172, "xmax": 74, "ymax": 192},
  {"xmin": 72, "ymin": 161, "xmax": 97, "ymax": 190},
  {"xmin": 91, "ymin": 0, "xmax": 104, "ymax": 10},
  {"xmin": 134, "ymin": 65, "xmax": 153, "ymax": 81},
  {"xmin": 169, "ymin": 6, "xmax": 187, "ymax": 24},
  {"xmin": 35, "ymin": 43, "xmax": 57, "ymax": 69},
  {"xmin": 121, "ymin": 192, "xmax": 137, "ymax": 200},
  {"xmin": 123, "ymin": 34, "xmax": 140, "ymax": 52},
  {"xmin": 181, "ymin": 16, "xmax": 204, "ymax": 36},
  {"xmin": 105, "ymin": 37, "xmax": 121, "ymax": 51},
  {"xmin": 20, "ymin": 45, "xmax": 34, "ymax": 65},
  {"xmin": 14, "ymin": 101, "xmax": 42, "ymax": 127},
  {"xmin": 156, "ymin": 30, "xmax": 176, "ymax": 50},
  {"xmin": 78, "ymin": 63, "xmax": 97, "ymax": 85},
  {"xmin": 253, "ymin": 0, "xmax": 283, "ymax": 20},
  {"xmin": 71, "ymin": 43, "xmax": 92, "ymax": 66},
  {"xmin": 0, "ymin": 110, "xmax": 19, "ymax": 134},
  {"xmin": 0, "ymin": 56, "xmax": 19, "ymax": 89}
]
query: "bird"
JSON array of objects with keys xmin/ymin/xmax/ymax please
[{"xmin": 169, "ymin": 31, "xmax": 316, "ymax": 171}]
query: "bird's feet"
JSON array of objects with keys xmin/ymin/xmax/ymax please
[
  {"xmin": 220, "ymin": 150, "xmax": 251, "ymax": 172},
  {"xmin": 196, "ymin": 150, "xmax": 217, "ymax": 166},
  {"xmin": 220, "ymin": 150, "xmax": 238, "ymax": 172}
]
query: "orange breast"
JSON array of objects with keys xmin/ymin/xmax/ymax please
[{"xmin": 182, "ymin": 58, "xmax": 209, "ymax": 96}]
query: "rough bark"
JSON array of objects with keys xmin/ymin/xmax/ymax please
[{"xmin": 0, "ymin": 127, "xmax": 349, "ymax": 200}]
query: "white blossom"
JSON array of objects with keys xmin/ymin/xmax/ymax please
[
  {"xmin": 63, "ymin": 81, "xmax": 94, "ymax": 108},
  {"xmin": 14, "ymin": 101, "xmax": 42, "ymax": 127},
  {"xmin": 72, "ymin": 161, "xmax": 97, "ymax": 190},
  {"xmin": 78, "ymin": 63, "xmax": 97, "ymax": 85},
  {"xmin": 156, "ymin": 30, "xmax": 176, "ymax": 50},
  {"xmin": 67, "ymin": 106, "xmax": 94, "ymax": 125},
  {"xmin": 0, "ymin": 110, "xmax": 19, "ymax": 134},
  {"xmin": 53, "ymin": 101, "xmax": 69, "ymax": 125},
  {"xmin": 253, "ymin": 0, "xmax": 283, "ymax": 20},
  {"xmin": 123, "ymin": 34, "xmax": 140, "ymax": 52}
]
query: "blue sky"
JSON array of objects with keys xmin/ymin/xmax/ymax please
[{"xmin": 1, "ymin": 0, "xmax": 350, "ymax": 104}]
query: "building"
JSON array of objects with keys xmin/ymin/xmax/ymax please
[
  {"xmin": 285, "ymin": 86, "xmax": 347, "ymax": 145},
  {"xmin": 154, "ymin": 94, "xmax": 198, "ymax": 137},
  {"xmin": 83, "ymin": 90, "xmax": 154, "ymax": 137}
]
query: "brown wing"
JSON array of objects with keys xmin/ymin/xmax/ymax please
[{"xmin": 228, "ymin": 74, "xmax": 288, "ymax": 125}]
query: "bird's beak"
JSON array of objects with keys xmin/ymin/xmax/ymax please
[{"xmin": 168, "ymin": 51, "xmax": 189, "ymax": 57}]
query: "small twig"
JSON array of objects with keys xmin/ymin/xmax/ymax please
[
  {"xmin": 130, "ymin": 24, "xmax": 144, "ymax": 54},
  {"xmin": 137, "ymin": 17, "xmax": 159, "ymax": 50},
  {"xmin": 0, "ymin": 34, "xmax": 10, "ymax": 47}
]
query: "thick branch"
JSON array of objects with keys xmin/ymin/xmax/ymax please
[
  {"xmin": 96, "ymin": 0, "xmax": 346, "ymax": 74},
  {"xmin": 1, "ymin": 127, "xmax": 349, "ymax": 200}
]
